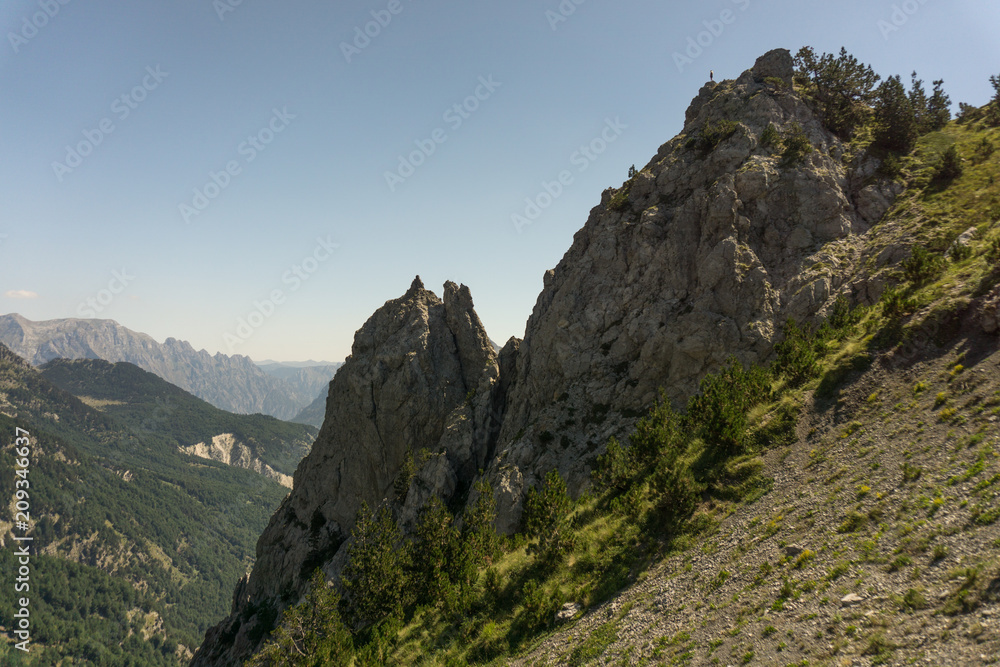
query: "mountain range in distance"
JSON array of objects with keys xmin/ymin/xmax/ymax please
[{"xmin": 0, "ymin": 313, "xmax": 341, "ymax": 427}]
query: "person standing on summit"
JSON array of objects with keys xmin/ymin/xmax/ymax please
[{"xmin": 710, "ymin": 70, "xmax": 714, "ymax": 81}]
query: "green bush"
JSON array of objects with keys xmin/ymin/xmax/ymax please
[
  {"xmin": 935, "ymin": 145, "xmax": 964, "ymax": 181},
  {"xmin": 697, "ymin": 119, "xmax": 739, "ymax": 153},
  {"xmin": 523, "ymin": 470, "xmax": 574, "ymax": 565},
  {"xmin": 687, "ymin": 358, "xmax": 772, "ymax": 457},
  {"xmin": 958, "ymin": 102, "xmax": 985, "ymax": 125},
  {"xmin": 764, "ymin": 76, "xmax": 787, "ymax": 90},
  {"xmin": 774, "ymin": 319, "xmax": 821, "ymax": 384},
  {"xmin": 629, "ymin": 395, "xmax": 686, "ymax": 468},
  {"xmin": 881, "ymin": 286, "xmax": 918, "ymax": 318},
  {"xmin": 650, "ymin": 461, "xmax": 697, "ymax": 529},
  {"xmin": 974, "ymin": 137, "xmax": 995, "ymax": 163},
  {"xmin": 592, "ymin": 436, "xmax": 633, "ymax": 494},
  {"xmin": 780, "ymin": 122, "xmax": 813, "ymax": 166},
  {"xmin": 517, "ymin": 579, "xmax": 559, "ymax": 633},
  {"xmin": 759, "ymin": 123, "xmax": 781, "ymax": 150},
  {"xmin": 877, "ymin": 153, "xmax": 903, "ymax": 179},
  {"xmin": 902, "ymin": 246, "xmax": 946, "ymax": 285}
]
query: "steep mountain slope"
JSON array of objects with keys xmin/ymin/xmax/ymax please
[
  {"xmin": 0, "ymin": 314, "xmax": 315, "ymax": 420},
  {"xmin": 195, "ymin": 48, "xmax": 1000, "ymax": 666},
  {"xmin": 511, "ymin": 115, "xmax": 1000, "ymax": 666},
  {"xmin": 39, "ymin": 358, "xmax": 316, "ymax": 486},
  {"xmin": 484, "ymin": 49, "xmax": 900, "ymax": 531},
  {"xmin": 0, "ymin": 344, "xmax": 292, "ymax": 664}
]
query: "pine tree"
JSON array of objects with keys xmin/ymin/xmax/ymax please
[
  {"xmin": 926, "ymin": 79, "xmax": 952, "ymax": 131},
  {"xmin": 522, "ymin": 470, "xmax": 573, "ymax": 564},
  {"xmin": 873, "ymin": 75, "xmax": 918, "ymax": 153},
  {"xmin": 794, "ymin": 46, "xmax": 881, "ymax": 137},
  {"xmin": 248, "ymin": 570, "xmax": 353, "ymax": 667},
  {"xmin": 461, "ymin": 480, "xmax": 501, "ymax": 570},
  {"xmin": 411, "ymin": 495, "xmax": 457, "ymax": 604},
  {"xmin": 908, "ymin": 72, "xmax": 929, "ymax": 133},
  {"xmin": 988, "ymin": 74, "xmax": 1000, "ymax": 127},
  {"xmin": 341, "ymin": 503, "xmax": 412, "ymax": 627}
]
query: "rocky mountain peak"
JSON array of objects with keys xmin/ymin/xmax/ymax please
[
  {"xmin": 483, "ymin": 45, "xmax": 899, "ymax": 530},
  {"xmin": 193, "ymin": 280, "xmax": 500, "ymax": 665}
]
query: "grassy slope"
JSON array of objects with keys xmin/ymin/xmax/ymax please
[
  {"xmin": 338, "ymin": 120, "xmax": 1000, "ymax": 665},
  {"xmin": 497, "ymin": 114, "xmax": 1000, "ymax": 666}
]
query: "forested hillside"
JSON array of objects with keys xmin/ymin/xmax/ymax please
[{"xmin": 0, "ymin": 346, "xmax": 295, "ymax": 664}]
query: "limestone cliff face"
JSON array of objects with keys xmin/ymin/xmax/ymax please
[
  {"xmin": 179, "ymin": 434, "xmax": 293, "ymax": 488},
  {"xmin": 192, "ymin": 278, "xmax": 499, "ymax": 666},
  {"xmin": 483, "ymin": 49, "xmax": 899, "ymax": 531}
]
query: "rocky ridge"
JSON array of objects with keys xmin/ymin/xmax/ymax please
[
  {"xmin": 192, "ymin": 277, "xmax": 502, "ymax": 665},
  {"xmin": 193, "ymin": 49, "xmax": 906, "ymax": 665},
  {"xmin": 483, "ymin": 49, "xmax": 899, "ymax": 531}
]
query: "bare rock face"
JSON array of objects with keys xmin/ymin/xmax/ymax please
[
  {"xmin": 192, "ymin": 277, "xmax": 499, "ymax": 666},
  {"xmin": 484, "ymin": 48, "xmax": 898, "ymax": 529},
  {"xmin": 179, "ymin": 434, "xmax": 293, "ymax": 488}
]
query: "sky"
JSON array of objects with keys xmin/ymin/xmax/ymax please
[{"xmin": 1, "ymin": 0, "xmax": 998, "ymax": 363}]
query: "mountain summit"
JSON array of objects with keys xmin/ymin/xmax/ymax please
[{"xmin": 193, "ymin": 279, "xmax": 503, "ymax": 664}]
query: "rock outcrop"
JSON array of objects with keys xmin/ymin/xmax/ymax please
[
  {"xmin": 483, "ymin": 48, "xmax": 898, "ymax": 531},
  {"xmin": 180, "ymin": 433, "xmax": 293, "ymax": 488},
  {"xmin": 192, "ymin": 278, "xmax": 500, "ymax": 666},
  {"xmin": 0, "ymin": 314, "xmax": 316, "ymax": 419}
]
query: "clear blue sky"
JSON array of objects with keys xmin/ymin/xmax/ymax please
[{"xmin": 2, "ymin": 0, "xmax": 998, "ymax": 363}]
